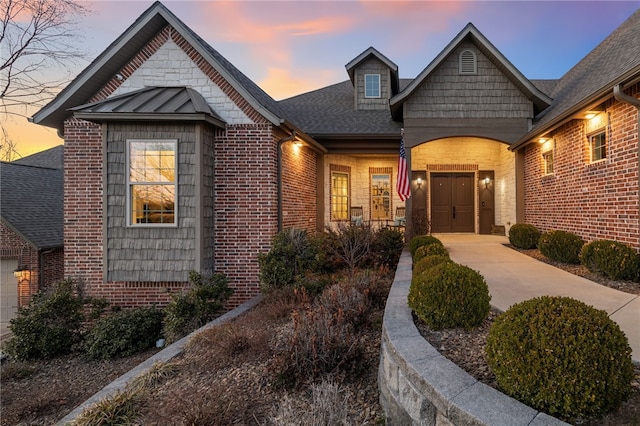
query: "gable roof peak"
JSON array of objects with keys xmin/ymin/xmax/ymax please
[
  {"xmin": 30, "ymin": 0, "xmax": 286, "ymax": 133},
  {"xmin": 390, "ymin": 20, "xmax": 552, "ymax": 118},
  {"xmin": 345, "ymin": 46, "xmax": 399, "ymax": 94}
]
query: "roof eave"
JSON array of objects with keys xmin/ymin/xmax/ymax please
[
  {"xmin": 510, "ymin": 68, "xmax": 640, "ymax": 151},
  {"xmin": 73, "ymin": 112, "xmax": 227, "ymax": 129},
  {"xmin": 311, "ymin": 133, "xmax": 401, "ymax": 140},
  {"xmin": 280, "ymin": 120, "xmax": 327, "ymax": 154}
]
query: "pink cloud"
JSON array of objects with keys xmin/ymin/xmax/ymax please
[{"xmin": 259, "ymin": 67, "xmax": 341, "ymax": 100}]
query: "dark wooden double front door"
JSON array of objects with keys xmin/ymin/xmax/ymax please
[{"xmin": 430, "ymin": 173, "xmax": 475, "ymax": 233}]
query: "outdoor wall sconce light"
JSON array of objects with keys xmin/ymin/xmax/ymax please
[
  {"xmin": 484, "ymin": 176, "xmax": 490, "ymax": 188},
  {"xmin": 13, "ymin": 266, "xmax": 30, "ymax": 281},
  {"xmin": 416, "ymin": 177, "xmax": 422, "ymax": 188}
]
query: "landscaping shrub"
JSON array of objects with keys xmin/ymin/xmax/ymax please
[
  {"xmin": 413, "ymin": 254, "xmax": 452, "ymax": 277},
  {"xmin": 272, "ymin": 283, "xmax": 367, "ymax": 386},
  {"xmin": 6, "ymin": 279, "xmax": 85, "ymax": 360},
  {"xmin": 579, "ymin": 239, "xmax": 640, "ymax": 281},
  {"xmin": 274, "ymin": 305, "xmax": 360, "ymax": 386},
  {"xmin": 485, "ymin": 296, "xmax": 633, "ymax": 421},
  {"xmin": 408, "ymin": 235, "xmax": 443, "ymax": 257},
  {"xmin": 408, "ymin": 262, "xmax": 490, "ymax": 330},
  {"xmin": 317, "ymin": 283, "xmax": 370, "ymax": 327},
  {"xmin": 538, "ymin": 230, "xmax": 584, "ymax": 264},
  {"xmin": 370, "ymin": 227, "xmax": 404, "ymax": 268},
  {"xmin": 508, "ymin": 223, "xmax": 541, "ymax": 249},
  {"xmin": 259, "ymin": 228, "xmax": 318, "ymax": 291},
  {"xmin": 324, "ymin": 223, "xmax": 373, "ymax": 280},
  {"xmin": 163, "ymin": 271, "xmax": 233, "ymax": 343},
  {"xmin": 350, "ymin": 268, "xmax": 393, "ymax": 310},
  {"xmin": 83, "ymin": 306, "xmax": 164, "ymax": 359},
  {"xmin": 413, "ymin": 243, "xmax": 449, "ymax": 263}
]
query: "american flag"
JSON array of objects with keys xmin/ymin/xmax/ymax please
[{"xmin": 396, "ymin": 132, "xmax": 411, "ymax": 201}]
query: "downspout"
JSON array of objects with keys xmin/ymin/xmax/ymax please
[
  {"xmin": 277, "ymin": 131, "xmax": 297, "ymax": 232},
  {"xmin": 613, "ymin": 84, "xmax": 640, "ymax": 243}
]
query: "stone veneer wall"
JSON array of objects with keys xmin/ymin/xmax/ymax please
[
  {"xmin": 411, "ymin": 137, "xmax": 517, "ymax": 233},
  {"xmin": 378, "ymin": 250, "xmax": 568, "ymax": 426},
  {"xmin": 324, "ymin": 154, "xmax": 402, "ymax": 227}
]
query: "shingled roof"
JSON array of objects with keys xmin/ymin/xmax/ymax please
[
  {"xmin": 279, "ymin": 80, "xmax": 412, "ymax": 137},
  {"xmin": 513, "ymin": 8, "xmax": 640, "ymax": 149},
  {"xmin": 13, "ymin": 145, "xmax": 64, "ymax": 169},
  {"xmin": 1, "ymin": 162, "xmax": 63, "ymax": 249}
]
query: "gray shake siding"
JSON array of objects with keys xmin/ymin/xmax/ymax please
[
  {"xmin": 354, "ymin": 57, "xmax": 391, "ymax": 110},
  {"xmin": 405, "ymin": 43, "xmax": 533, "ymax": 120},
  {"xmin": 106, "ymin": 123, "xmax": 198, "ymax": 282}
]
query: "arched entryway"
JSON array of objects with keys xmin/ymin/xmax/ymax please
[{"xmin": 410, "ymin": 137, "xmax": 514, "ymax": 234}]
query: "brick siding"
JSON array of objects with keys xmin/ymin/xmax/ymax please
[
  {"xmin": 523, "ymin": 83, "xmax": 640, "ymax": 251},
  {"xmin": 281, "ymin": 137, "xmax": 318, "ymax": 232}
]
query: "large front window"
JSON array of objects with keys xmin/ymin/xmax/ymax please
[{"xmin": 128, "ymin": 140, "xmax": 177, "ymax": 226}]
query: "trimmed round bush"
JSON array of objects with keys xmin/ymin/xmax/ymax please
[
  {"xmin": 408, "ymin": 262, "xmax": 490, "ymax": 330},
  {"xmin": 413, "ymin": 255, "xmax": 453, "ymax": 277},
  {"xmin": 408, "ymin": 235, "xmax": 443, "ymax": 258},
  {"xmin": 538, "ymin": 230, "xmax": 584, "ymax": 264},
  {"xmin": 413, "ymin": 243, "xmax": 449, "ymax": 263},
  {"xmin": 580, "ymin": 239, "xmax": 640, "ymax": 281},
  {"xmin": 508, "ymin": 223, "xmax": 541, "ymax": 249},
  {"xmin": 486, "ymin": 296, "xmax": 633, "ymax": 420}
]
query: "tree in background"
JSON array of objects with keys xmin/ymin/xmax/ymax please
[{"xmin": 0, "ymin": 0, "xmax": 89, "ymax": 160}]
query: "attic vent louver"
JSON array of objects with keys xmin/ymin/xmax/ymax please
[{"xmin": 459, "ymin": 49, "xmax": 477, "ymax": 75}]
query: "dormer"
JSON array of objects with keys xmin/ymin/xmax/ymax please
[{"xmin": 345, "ymin": 47, "xmax": 399, "ymax": 111}]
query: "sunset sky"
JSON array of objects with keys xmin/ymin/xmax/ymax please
[{"xmin": 6, "ymin": 0, "xmax": 639, "ymax": 158}]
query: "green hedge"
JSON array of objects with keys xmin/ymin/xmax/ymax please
[
  {"xmin": 508, "ymin": 223, "xmax": 541, "ymax": 249},
  {"xmin": 84, "ymin": 306, "xmax": 164, "ymax": 359},
  {"xmin": 538, "ymin": 230, "xmax": 584, "ymax": 264},
  {"xmin": 408, "ymin": 235, "xmax": 443, "ymax": 258},
  {"xmin": 580, "ymin": 239, "xmax": 640, "ymax": 281}
]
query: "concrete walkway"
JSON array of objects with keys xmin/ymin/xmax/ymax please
[{"xmin": 435, "ymin": 234, "xmax": 640, "ymax": 364}]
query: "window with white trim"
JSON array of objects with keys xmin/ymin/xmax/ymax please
[
  {"xmin": 128, "ymin": 140, "xmax": 177, "ymax": 226},
  {"xmin": 459, "ymin": 49, "xmax": 477, "ymax": 74},
  {"xmin": 364, "ymin": 74, "xmax": 381, "ymax": 98},
  {"xmin": 331, "ymin": 171, "xmax": 349, "ymax": 220},
  {"xmin": 589, "ymin": 130, "xmax": 607, "ymax": 163}
]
